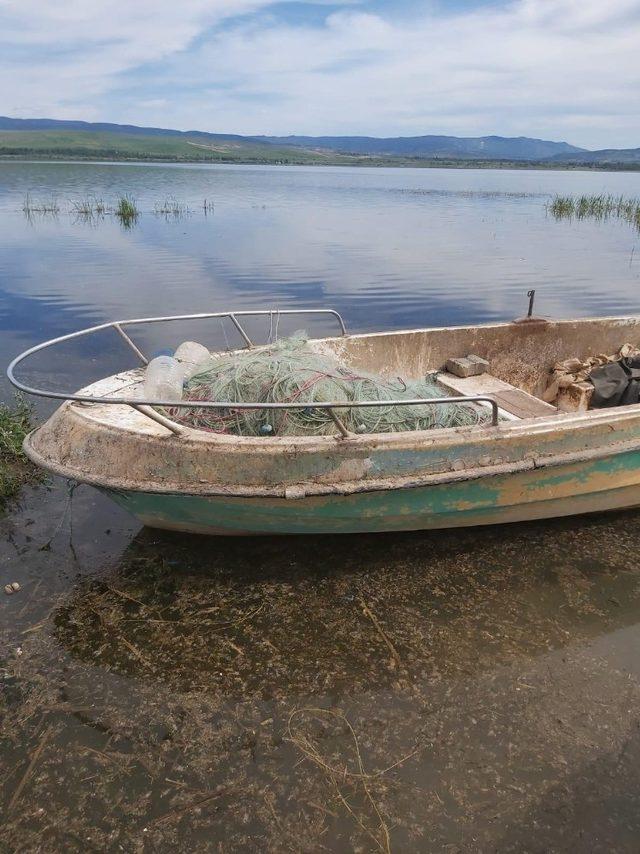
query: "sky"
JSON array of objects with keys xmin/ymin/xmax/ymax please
[{"xmin": 1, "ymin": 0, "xmax": 639, "ymax": 149}]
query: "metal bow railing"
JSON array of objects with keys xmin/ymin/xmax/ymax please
[{"xmin": 7, "ymin": 308, "xmax": 499, "ymax": 436}]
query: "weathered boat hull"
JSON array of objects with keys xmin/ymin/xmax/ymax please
[
  {"xmin": 19, "ymin": 314, "xmax": 640, "ymax": 537},
  {"xmin": 102, "ymin": 448, "xmax": 640, "ymax": 535}
]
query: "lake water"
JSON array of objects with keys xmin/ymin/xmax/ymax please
[
  {"xmin": 2, "ymin": 162, "xmax": 640, "ymax": 400},
  {"xmin": 2, "ymin": 162, "xmax": 640, "ymax": 851}
]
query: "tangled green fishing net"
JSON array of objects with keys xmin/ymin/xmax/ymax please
[{"xmin": 165, "ymin": 332, "xmax": 491, "ymax": 436}]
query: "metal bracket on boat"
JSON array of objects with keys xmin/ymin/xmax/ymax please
[
  {"xmin": 130, "ymin": 404, "xmax": 187, "ymax": 436},
  {"xmin": 228, "ymin": 313, "xmax": 254, "ymax": 348},
  {"xmin": 326, "ymin": 407, "xmax": 352, "ymax": 438},
  {"xmin": 113, "ymin": 323, "xmax": 148, "ymax": 365},
  {"xmin": 527, "ymin": 289, "xmax": 536, "ymax": 318},
  {"xmin": 514, "ymin": 289, "xmax": 548, "ymax": 325}
]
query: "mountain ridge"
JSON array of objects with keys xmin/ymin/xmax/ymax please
[
  {"xmin": 0, "ymin": 116, "xmax": 638, "ymax": 166},
  {"xmin": 254, "ymin": 133, "xmax": 585, "ymax": 160}
]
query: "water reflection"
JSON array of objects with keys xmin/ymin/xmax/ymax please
[{"xmin": 2, "ymin": 163, "xmax": 640, "ymax": 405}]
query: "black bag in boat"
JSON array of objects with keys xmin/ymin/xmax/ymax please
[{"xmin": 589, "ymin": 356, "xmax": 640, "ymax": 407}]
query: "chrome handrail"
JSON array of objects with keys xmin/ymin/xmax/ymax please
[
  {"xmin": 7, "ymin": 308, "xmax": 500, "ymax": 436},
  {"xmin": 7, "ymin": 308, "xmax": 347, "ymax": 388}
]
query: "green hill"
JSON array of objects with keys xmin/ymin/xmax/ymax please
[{"xmin": 0, "ymin": 129, "xmax": 330, "ymax": 164}]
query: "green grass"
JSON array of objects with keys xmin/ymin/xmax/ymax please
[
  {"xmin": 548, "ymin": 194, "xmax": 640, "ymax": 230},
  {"xmin": 114, "ymin": 194, "xmax": 139, "ymax": 226},
  {"xmin": 0, "ymin": 129, "xmax": 328, "ymax": 164},
  {"xmin": 0, "ymin": 396, "xmax": 39, "ymax": 505}
]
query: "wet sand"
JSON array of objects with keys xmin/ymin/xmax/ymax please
[{"xmin": 2, "ymin": 479, "xmax": 640, "ymax": 852}]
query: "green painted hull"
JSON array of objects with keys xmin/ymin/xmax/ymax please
[{"xmin": 104, "ymin": 449, "xmax": 640, "ymax": 536}]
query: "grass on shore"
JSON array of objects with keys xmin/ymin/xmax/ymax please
[
  {"xmin": 0, "ymin": 396, "xmax": 39, "ymax": 505},
  {"xmin": 548, "ymin": 194, "xmax": 640, "ymax": 229}
]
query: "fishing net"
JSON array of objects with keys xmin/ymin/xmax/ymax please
[{"xmin": 163, "ymin": 332, "xmax": 492, "ymax": 436}]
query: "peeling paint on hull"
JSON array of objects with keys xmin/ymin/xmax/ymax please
[{"xmin": 103, "ymin": 450, "xmax": 640, "ymax": 536}]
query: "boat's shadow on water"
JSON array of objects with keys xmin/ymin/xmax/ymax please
[{"xmin": 53, "ymin": 510, "xmax": 640, "ymax": 699}]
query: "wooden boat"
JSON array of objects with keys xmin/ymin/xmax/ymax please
[{"xmin": 9, "ymin": 308, "xmax": 640, "ymax": 536}]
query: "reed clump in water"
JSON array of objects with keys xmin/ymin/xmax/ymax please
[
  {"xmin": 548, "ymin": 194, "xmax": 640, "ymax": 230},
  {"xmin": 115, "ymin": 195, "xmax": 139, "ymax": 226}
]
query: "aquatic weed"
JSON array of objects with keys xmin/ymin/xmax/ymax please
[
  {"xmin": 22, "ymin": 193, "xmax": 60, "ymax": 216},
  {"xmin": 114, "ymin": 194, "xmax": 139, "ymax": 227},
  {"xmin": 548, "ymin": 193, "xmax": 640, "ymax": 231},
  {"xmin": 153, "ymin": 196, "xmax": 190, "ymax": 217}
]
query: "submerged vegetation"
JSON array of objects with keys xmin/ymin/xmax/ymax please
[
  {"xmin": 548, "ymin": 194, "xmax": 640, "ymax": 231},
  {"xmin": 70, "ymin": 196, "xmax": 107, "ymax": 217},
  {"xmin": 0, "ymin": 396, "xmax": 38, "ymax": 505},
  {"xmin": 22, "ymin": 193, "xmax": 208, "ymax": 226},
  {"xmin": 154, "ymin": 196, "xmax": 191, "ymax": 217},
  {"xmin": 20, "ymin": 190, "xmax": 640, "ymax": 236},
  {"xmin": 4, "ymin": 510, "xmax": 640, "ymax": 849},
  {"xmin": 22, "ymin": 193, "xmax": 60, "ymax": 215}
]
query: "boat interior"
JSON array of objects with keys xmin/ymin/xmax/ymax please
[
  {"xmin": 317, "ymin": 314, "xmax": 640, "ymax": 422},
  {"xmin": 10, "ymin": 310, "xmax": 640, "ymax": 440}
]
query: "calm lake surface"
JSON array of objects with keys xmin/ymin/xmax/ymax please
[{"xmin": 2, "ymin": 162, "xmax": 640, "ymax": 851}]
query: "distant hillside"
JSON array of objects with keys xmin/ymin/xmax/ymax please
[
  {"xmin": 1, "ymin": 116, "xmax": 639, "ymax": 168},
  {"xmin": 0, "ymin": 127, "xmax": 326, "ymax": 165},
  {"xmin": 0, "ymin": 116, "xmax": 251, "ymax": 143},
  {"xmin": 255, "ymin": 134, "xmax": 585, "ymax": 161},
  {"xmin": 550, "ymin": 147, "xmax": 640, "ymax": 164}
]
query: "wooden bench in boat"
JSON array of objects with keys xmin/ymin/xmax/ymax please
[{"xmin": 438, "ymin": 371, "xmax": 558, "ymax": 420}]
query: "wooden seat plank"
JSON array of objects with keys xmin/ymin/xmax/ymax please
[{"xmin": 437, "ymin": 371, "xmax": 557, "ymax": 419}]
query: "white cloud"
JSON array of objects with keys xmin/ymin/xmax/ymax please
[
  {"xmin": 0, "ymin": 0, "xmax": 285, "ymax": 117},
  {"xmin": 1, "ymin": 0, "xmax": 640, "ymax": 147}
]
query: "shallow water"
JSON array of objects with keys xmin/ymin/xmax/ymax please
[{"xmin": 2, "ymin": 163, "xmax": 640, "ymax": 851}]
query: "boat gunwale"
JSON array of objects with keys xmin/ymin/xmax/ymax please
[{"xmin": 22, "ymin": 422, "xmax": 640, "ymax": 498}]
